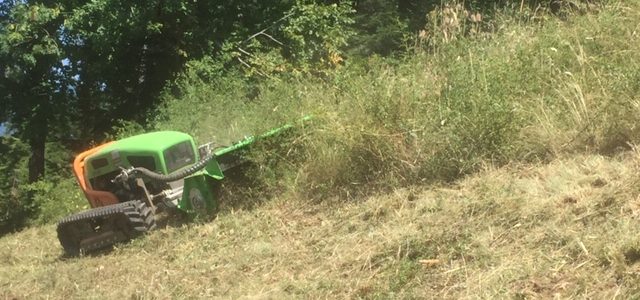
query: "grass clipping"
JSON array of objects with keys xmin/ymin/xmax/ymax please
[{"xmin": 2, "ymin": 152, "xmax": 640, "ymax": 298}]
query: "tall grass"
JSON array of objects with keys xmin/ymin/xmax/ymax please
[{"xmin": 155, "ymin": 0, "xmax": 640, "ymax": 200}]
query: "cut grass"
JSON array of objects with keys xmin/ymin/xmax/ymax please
[
  {"xmin": 2, "ymin": 152, "xmax": 640, "ymax": 298},
  {"xmin": 3, "ymin": 1, "xmax": 640, "ymax": 298}
]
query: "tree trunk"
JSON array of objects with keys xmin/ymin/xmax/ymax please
[
  {"xmin": 27, "ymin": 103, "xmax": 48, "ymax": 183},
  {"xmin": 28, "ymin": 134, "xmax": 46, "ymax": 183}
]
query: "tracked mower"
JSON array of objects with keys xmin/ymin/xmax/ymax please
[{"xmin": 57, "ymin": 122, "xmax": 299, "ymax": 256}]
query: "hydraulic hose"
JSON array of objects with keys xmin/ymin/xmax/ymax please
[{"xmin": 131, "ymin": 153, "xmax": 214, "ymax": 182}]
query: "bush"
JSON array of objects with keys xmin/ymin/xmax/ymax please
[
  {"xmin": 0, "ymin": 136, "xmax": 30, "ymax": 234},
  {"xmin": 26, "ymin": 177, "xmax": 88, "ymax": 225}
]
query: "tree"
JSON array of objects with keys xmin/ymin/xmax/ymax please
[
  {"xmin": 0, "ymin": 136, "xmax": 29, "ymax": 233},
  {"xmin": 0, "ymin": 2, "xmax": 68, "ymax": 182},
  {"xmin": 62, "ymin": 0, "xmax": 297, "ymax": 139}
]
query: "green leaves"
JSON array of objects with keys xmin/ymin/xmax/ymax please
[
  {"xmin": 282, "ymin": 1, "xmax": 355, "ymax": 69},
  {"xmin": 1, "ymin": 3, "xmax": 62, "ymax": 69},
  {"xmin": 228, "ymin": 1, "xmax": 356, "ymax": 77},
  {"xmin": 0, "ymin": 136, "xmax": 30, "ymax": 233}
]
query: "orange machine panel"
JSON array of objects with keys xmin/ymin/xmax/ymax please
[{"xmin": 73, "ymin": 142, "xmax": 120, "ymax": 208}]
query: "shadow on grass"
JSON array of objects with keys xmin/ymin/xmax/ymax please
[{"xmin": 215, "ymin": 163, "xmax": 279, "ymax": 212}]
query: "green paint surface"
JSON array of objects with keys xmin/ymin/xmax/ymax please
[
  {"xmin": 96, "ymin": 131, "xmax": 194, "ymax": 157},
  {"xmin": 86, "ymin": 131, "xmax": 197, "ymax": 178}
]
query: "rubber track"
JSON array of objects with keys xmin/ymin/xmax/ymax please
[{"xmin": 57, "ymin": 200, "xmax": 156, "ymax": 256}]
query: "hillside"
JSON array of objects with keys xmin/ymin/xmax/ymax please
[
  {"xmin": 2, "ymin": 0, "xmax": 640, "ymax": 298},
  {"xmin": 2, "ymin": 153, "xmax": 640, "ymax": 298}
]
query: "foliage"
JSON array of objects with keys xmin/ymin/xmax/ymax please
[
  {"xmin": 281, "ymin": 1, "xmax": 355, "ymax": 70},
  {"xmin": 0, "ymin": 2, "xmax": 68, "ymax": 183},
  {"xmin": 106, "ymin": 120, "xmax": 148, "ymax": 140},
  {"xmin": 0, "ymin": 137, "xmax": 78, "ymax": 233},
  {"xmin": 0, "ymin": 4, "xmax": 62, "ymax": 74},
  {"xmin": 62, "ymin": 0, "xmax": 298, "ymax": 137},
  {"xmin": 154, "ymin": 64, "xmax": 253, "ymax": 144},
  {"xmin": 0, "ymin": 137, "xmax": 29, "ymax": 234},
  {"xmin": 223, "ymin": 1, "xmax": 356, "ymax": 77},
  {"xmin": 27, "ymin": 177, "xmax": 87, "ymax": 225},
  {"xmin": 349, "ymin": 0, "xmax": 408, "ymax": 56}
]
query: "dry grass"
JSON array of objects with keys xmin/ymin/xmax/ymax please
[
  {"xmin": 3, "ymin": 2, "xmax": 640, "ymax": 298},
  {"xmin": 3, "ymin": 151, "xmax": 640, "ymax": 298}
]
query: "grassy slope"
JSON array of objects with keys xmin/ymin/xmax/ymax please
[
  {"xmin": 2, "ymin": 152, "xmax": 640, "ymax": 298},
  {"xmin": 3, "ymin": 1, "xmax": 640, "ymax": 299}
]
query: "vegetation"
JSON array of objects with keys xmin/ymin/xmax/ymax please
[
  {"xmin": 2, "ymin": 0, "xmax": 640, "ymax": 297},
  {"xmin": 155, "ymin": 0, "xmax": 640, "ymax": 201}
]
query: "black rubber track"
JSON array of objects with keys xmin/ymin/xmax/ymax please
[{"xmin": 57, "ymin": 200, "xmax": 156, "ymax": 256}]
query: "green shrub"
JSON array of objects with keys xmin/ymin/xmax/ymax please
[
  {"xmin": 107, "ymin": 120, "xmax": 147, "ymax": 140},
  {"xmin": 0, "ymin": 136, "xmax": 30, "ymax": 234},
  {"xmin": 26, "ymin": 177, "xmax": 88, "ymax": 225}
]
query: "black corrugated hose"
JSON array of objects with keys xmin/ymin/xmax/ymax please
[{"xmin": 132, "ymin": 153, "xmax": 214, "ymax": 182}]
